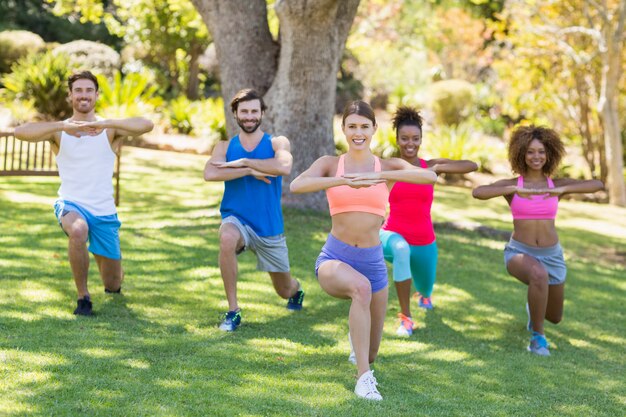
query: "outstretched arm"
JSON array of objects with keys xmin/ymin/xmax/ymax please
[
  {"xmin": 290, "ymin": 156, "xmax": 355, "ymax": 193},
  {"xmin": 14, "ymin": 121, "xmax": 82, "ymax": 143},
  {"xmin": 211, "ymin": 136, "xmax": 293, "ymax": 176},
  {"xmin": 427, "ymin": 158, "xmax": 478, "ymax": 174},
  {"xmin": 204, "ymin": 140, "xmax": 274, "ymax": 183},
  {"xmin": 472, "ymin": 178, "xmax": 518, "ymax": 200},
  {"xmin": 546, "ymin": 178, "xmax": 604, "ymax": 197},
  {"xmin": 356, "ymin": 157, "xmax": 438, "ymax": 185},
  {"xmin": 83, "ymin": 118, "xmax": 154, "ymax": 138}
]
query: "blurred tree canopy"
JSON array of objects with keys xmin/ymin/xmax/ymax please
[
  {"xmin": 0, "ymin": 0, "xmax": 121, "ymax": 47},
  {"xmin": 47, "ymin": 0, "xmax": 211, "ymax": 99}
]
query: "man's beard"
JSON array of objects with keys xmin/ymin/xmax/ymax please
[
  {"xmin": 73, "ymin": 100, "xmax": 94, "ymax": 115},
  {"xmin": 237, "ymin": 116, "xmax": 262, "ymax": 134}
]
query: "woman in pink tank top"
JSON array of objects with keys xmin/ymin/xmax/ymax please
[
  {"xmin": 380, "ymin": 106, "xmax": 478, "ymax": 337},
  {"xmin": 473, "ymin": 125, "xmax": 603, "ymax": 356},
  {"xmin": 290, "ymin": 101, "xmax": 437, "ymax": 400}
]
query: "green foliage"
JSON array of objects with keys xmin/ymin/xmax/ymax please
[
  {"xmin": 190, "ymin": 97, "xmax": 227, "ymax": 142},
  {"xmin": 422, "ymin": 122, "xmax": 504, "ymax": 172},
  {"xmin": 429, "ymin": 79, "xmax": 475, "ymax": 126},
  {"xmin": 0, "ymin": 98, "xmax": 38, "ymax": 126},
  {"xmin": 166, "ymin": 95, "xmax": 226, "ymax": 143},
  {"xmin": 0, "ymin": 30, "xmax": 45, "ymax": 74},
  {"xmin": 52, "ymin": 40, "xmax": 120, "ymax": 78},
  {"xmin": 95, "ymin": 71, "xmax": 163, "ymax": 119},
  {"xmin": 50, "ymin": 0, "xmax": 211, "ymax": 98},
  {"xmin": 168, "ymin": 95, "xmax": 194, "ymax": 135},
  {"xmin": 1, "ymin": 51, "xmax": 72, "ymax": 119},
  {"xmin": 371, "ymin": 125, "xmax": 400, "ymax": 158},
  {"xmin": 0, "ymin": 0, "xmax": 121, "ymax": 46}
]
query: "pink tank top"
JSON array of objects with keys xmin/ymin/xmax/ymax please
[
  {"xmin": 382, "ymin": 159, "xmax": 435, "ymax": 245},
  {"xmin": 510, "ymin": 176, "xmax": 558, "ymax": 220},
  {"xmin": 326, "ymin": 155, "xmax": 389, "ymax": 217}
]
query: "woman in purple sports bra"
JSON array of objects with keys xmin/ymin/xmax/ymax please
[{"xmin": 473, "ymin": 125, "xmax": 603, "ymax": 356}]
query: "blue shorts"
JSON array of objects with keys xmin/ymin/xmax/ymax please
[
  {"xmin": 54, "ymin": 200, "xmax": 122, "ymax": 260},
  {"xmin": 504, "ymin": 238, "xmax": 566, "ymax": 285},
  {"xmin": 315, "ymin": 234, "xmax": 388, "ymax": 293}
]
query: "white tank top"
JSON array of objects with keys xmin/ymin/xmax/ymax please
[{"xmin": 56, "ymin": 129, "xmax": 117, "ymax": 216}]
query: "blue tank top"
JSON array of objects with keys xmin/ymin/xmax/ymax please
[{"xmin": 220, "ymin": 133, "xmax": 284, "ymax": 236}]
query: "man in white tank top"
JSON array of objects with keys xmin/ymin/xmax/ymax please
[{"xmin": 15, "ymin": 70, "xmax": 153, "ymax": 316}]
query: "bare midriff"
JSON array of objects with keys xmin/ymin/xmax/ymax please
[
  {"xmin": 512, "ymin": 219, "xmax": 559, "ymax": 247},
  {"xmin": 330, "ymin": 212, "xmax": 384, "ymax": 247}
]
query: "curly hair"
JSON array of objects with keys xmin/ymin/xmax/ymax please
[
  {"xmin": 508, "ymin": 125, "xmax": 565, "ymax": 176},
  {"xmin": 392, "ymin": 106, "xmax": 423, "ymax": 134}
]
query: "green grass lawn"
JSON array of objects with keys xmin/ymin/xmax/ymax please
[{"xmin": 1, "ymin": 147, "xmax": 624, "ymax": 416}]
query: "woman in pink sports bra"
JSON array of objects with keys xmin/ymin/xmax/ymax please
[
  {"xmin": 473, "ymin": 125, "xmax": 603, "ymax": 356},
  {"xmin": 290, "ymin": 101, "xmax": 437, "ymax": 401}
]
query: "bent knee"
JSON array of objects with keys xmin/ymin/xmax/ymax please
[
  {"xmin": 391, "ymin": 240, "xmax": 410, "ymax": 257},
  {"xmin": 219, "ymin": 230, "xmax": 241, "ymax": 251},
  {"xmin": 528, "ymin": 266, "xmax": 549, "ymax": 285},
  {"xmin": 67, "ymin": 224, "xmax": 89, "ymax": 241},
  {"xmin": 546, "ymin": 314, "xmax": 562, "ymax": 324},
  {"xmin": 350, "ymin": 281, "xmax": 372, "ymax": 305}
]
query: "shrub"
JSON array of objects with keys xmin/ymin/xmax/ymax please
[
  {"xmin": 371, "ymin": 126, "xmax": 400, "ymax": 158},
  {"xmin": 190, "ymin": 97, "xmax": 227, "ymax": 142},
  {"xmin": 95, "ymin": 71, "xmax": 163, "ymax": 119},
  {"xmin": 168, "ymin": 96, "xmax": 195, "ymax": 135},
  {"xmin": 422, "ymin": 122, "xmax": 505, "ymax": 173},
  {"xmin": 1, "ymin": 51, "xmax": 73, "ymax": 119},
  {"xmin": 53, "ymin": 40, "xmax": 120, "ymax": 78},
  {"xmin": 429, "ymin": 79, "xmax": 475, "ymax": 126},
  {"xmin": 0, "ymin": 30, "xmax": 45, "ymax": 74}
]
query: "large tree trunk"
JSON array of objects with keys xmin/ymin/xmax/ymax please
[
  {"xmin": 598, "ymin": 1, "xmax": 626, "ymax": 206},
  {"xmin": 191, "ymin": 0, "xmax": 361, "ymax": 210},
  {"xmin": 185, "ymin": 42, "xmax": 203, "ymax": 100},
  {"xmin": 190, "ymin": 0, "xmax": 279, "ymax": 134}
]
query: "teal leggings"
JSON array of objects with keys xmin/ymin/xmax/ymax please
[{"xmin": 379, "ymin": 230, "xmax": 438, "ymax": 298}]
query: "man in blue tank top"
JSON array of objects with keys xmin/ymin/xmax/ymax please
[
  {"xmin": 204, "ymin": 88, "xmax": 305, "ymax": 331},
  {"xmin": 14, "ymin": 71, "xmax": 154, "ymax": 316}
]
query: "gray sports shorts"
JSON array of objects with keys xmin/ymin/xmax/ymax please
[
  {"xmin": 221, "ymin": 216, "xmax": 290, "ymax": 273},
  {"xmin": 504, "ymin": 238, "xmax": 566, "ymax": 285}
]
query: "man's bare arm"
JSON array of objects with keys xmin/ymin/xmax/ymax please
[{"xmin": 211, "ymin": 136, "xmax": 293, "ymax": 176}]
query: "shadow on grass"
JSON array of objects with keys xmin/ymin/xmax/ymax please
[{"xmin": 2, "ymin": 149, "xmax": 624, "ymax": 416}]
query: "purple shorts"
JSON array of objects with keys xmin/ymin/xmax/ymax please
[{"xmin": 315, "ymin": 234, "xmax": 388, "ymax": 293}]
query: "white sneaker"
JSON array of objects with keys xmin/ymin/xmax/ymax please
[
  {"xmin": 354, "ymin": 370, "xmax": 382, "ymax": 401},
  {"xmin": 348, "ymin": 333, "xmax": 356, "ymax": 365}
]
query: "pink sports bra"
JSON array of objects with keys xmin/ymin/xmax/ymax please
[
  {"xmin": 510, "ymin": 176, "xmax": 558, "ymax": 220},
  {"xmin": 326, "ymin": 155, "xmax": 389, "ymax": 217}
]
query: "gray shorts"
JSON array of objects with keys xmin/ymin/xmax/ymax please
[
  {"xmin": 504, "ymin": 238, "xmax": 566, "ymax": 285},
  {"xmin": 221, "ymin": 216, "xmax": 290, "ymax": 272}
]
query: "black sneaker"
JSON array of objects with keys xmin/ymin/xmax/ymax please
[
  {"xmin": 286, "ymin": 290, "xmax": 305, "ymax": 311},
  {"xmin": 105, "ymin": 287, "xmax": 122, "ymax": 294},
  {"xmin": 74, "ymin": 296, "xmax": 93, "ymax": 316}
]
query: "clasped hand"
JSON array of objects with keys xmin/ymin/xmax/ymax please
[
  {"xmin": 342, "ymin": 172, "xmax": 386, "ymax": 188},
  {"xmin": 211, "ymin": 160, "xmax": 275, "ymax": 184},
  {"xmin": 63, "ymin": 120, "xmax": 105, "ymax": 137},
  {"xmin": 515, "ymin": 187, "xmax": 563, "ymax": 199}
]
